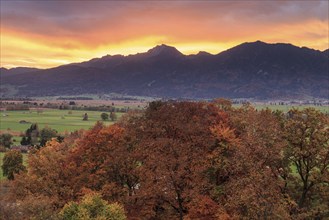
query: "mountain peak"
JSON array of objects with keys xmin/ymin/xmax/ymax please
[
  {"xmin": 253, "ymin": 40, "xmax": 267, "ymax": 45},
  {"xmin": 196, "ymin": 51, "xmax": 212, "ymax": 56},
  {"xmin": 146, "ymin": 44, "xmax": 183, "ymax": 57}
]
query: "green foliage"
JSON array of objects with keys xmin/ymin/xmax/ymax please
[
  {"xmin": 20, "ymin": 136, "xmax": 29, "ymax": 145},
  {"xmin": 283, "ymin": 108, "xmax": 329, "ymax": 216},
  {"xmin": 20, "ymin": 123, "xmax": 59, "ymax": 147},
  {"xmin": 146, "ymin": 100, "xmax": 165, "ymax": 113},
  {"xmin": 101, "ymin": 112, "xmax": 109, "ymax": 121},
  {"xmin": 0, "ymin": 152, "xmax": 27, "ymax": 180},
  {"xmin": 1, "ymin": 150, "xmax": 26, "ymax": 180},
  {"xmin": 0, "ymin": 133, "xmax": 13, "ymax": 148},
  {"xmin": 60, "ymin": 193, "xmax": 126, "ymax": 220},
  {"xmin": 24, "ymin": 123, "xmax": 40, "ymax": 146},
  {"xmin": 40, "ymin": 127, "xmax": 58, "ymax": 147}
]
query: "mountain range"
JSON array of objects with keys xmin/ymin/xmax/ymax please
[{"xmin": 1, "ymin": 41, "xmax": 328, "ymax": 100}]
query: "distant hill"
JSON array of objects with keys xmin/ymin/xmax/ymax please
[
  {"xmin": 0, "ymin": 67, "xmax": 41, "ymax": 75},
  {"xmin": 1, "ymin": 41, "xmax": 328, "ymax": 100}
]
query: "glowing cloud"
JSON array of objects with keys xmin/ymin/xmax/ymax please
[{"xmin": 1, "ymin": 1, "xmax": 328, "ymax": 68}]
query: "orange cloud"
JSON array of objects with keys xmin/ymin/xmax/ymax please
[{"xmin": 1, "ymin": 1, "xmax": 328, "ymax": 68}]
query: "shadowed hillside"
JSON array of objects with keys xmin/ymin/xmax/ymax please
[{"xmin": 1, "ymin": 41, "xmax": 328, "ymax": 99}]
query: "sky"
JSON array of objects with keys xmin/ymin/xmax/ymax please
[{"xmin": 1, "ymin": 1, "xmax": 328, "ymax": 69}]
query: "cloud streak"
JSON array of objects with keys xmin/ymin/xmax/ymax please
[{"xmin": 1, "ymin": 1, "xmax": 328, "ymax": 68}]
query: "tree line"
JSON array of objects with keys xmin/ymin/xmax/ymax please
[
  {"xmin": 0, "ymin": 101, "xmax": 134, "ymax": 113},
  {"xmin": 1, "ymin": 100, "xmax": 328, "ymax": 219}
]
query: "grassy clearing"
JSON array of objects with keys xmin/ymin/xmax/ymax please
[
  {"xmin": 0, "ymin": 109, "xmax": 122, "ymax": 134},
  {"xmin": 0, "ymin": 152, "xmax": 28, "ymax": 180}
]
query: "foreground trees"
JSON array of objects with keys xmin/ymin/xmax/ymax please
[
  {"xmin": 1, "ymin": 101, "xmax": 328, "ymax": 219},
  {"xmin": 215, "ymin": 105, "xmax": 290, "ymax": 219},
  {"xmin": 129, "ymin": 101, "xmax": 225, "ymax": 219},
  {"xmin": 283, "ymin": 108, "xmax": 329, "ymax": 218}
]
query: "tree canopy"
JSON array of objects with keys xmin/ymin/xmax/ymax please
[{"xmin": 1, "ymin": 101, "xmax": 328, "ymax": 219}]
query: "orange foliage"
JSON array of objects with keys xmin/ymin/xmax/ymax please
[{"xmin": 3, "ymin": 101, "xmax": 328, "ymax": 219}]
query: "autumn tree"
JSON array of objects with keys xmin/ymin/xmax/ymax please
[
  {"xmin": 211, "ymin": 105, "xmax": 290, "ymax": 218},
  {"xmin": 10, "ymin": 132, "xmax": 84, "ymax": 211},
  {"xmin": 1, "ymin": 150, "xmax": 26, "ymax": 180},
  {"xmin": 212, "ymin": 98, "xmax": 233, "ymax": 111},
  {"xmin": 283, "ymin": 108, "xmax": 329, "ymax": 218},
  {"xmin": 7, "ymin": 123, "xmax": 136, "ymax": 218},
  {"xmin": 68, "ymin": 122, "xmax": 140, "ymax": 204},
  {"xmin": 127, "ymin": 101, "xmax": 226, "ymax": 219}
]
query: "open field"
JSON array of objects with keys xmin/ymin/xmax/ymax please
[
  {"xmin": 1, "ymin": 104, "xmax": 328, "ymax": 136},
  {"xmin": 0, "ymin": 152, "xmax": 28, "ymax": 180},
  {"xmin": 0, "ymin": 109, "xmax": 122, "ymax": 134}
]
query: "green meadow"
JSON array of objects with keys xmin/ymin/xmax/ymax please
[
  {"xmin": 0, "ymin": 109, "xmax": 120, "ymax": 180},
  {"xmin": 0, "ymin": 109, "xmax": 122, "ymax": 134},
  {"xmin": 1, "ymin": 105, "xmax": 328, "ymax": 136}
]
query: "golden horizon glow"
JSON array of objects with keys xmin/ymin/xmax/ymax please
[
  {"xmin": 1, "ymin": 1, "xmax": 328, "ymax": 69},
  {"xmin": 0, "ymin": 30, "xmax": 244, "ymax": 69}
]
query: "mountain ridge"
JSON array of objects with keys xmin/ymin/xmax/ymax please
[
  {"xmin": 3, "ymin": 41, "xmax": 325, "ymax": 71},
  {"xmin": 1, "ymin": 41, "xmax": 328, "ymax": 100}
]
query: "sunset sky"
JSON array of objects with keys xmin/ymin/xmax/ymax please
[{"xmin": 1, "ymin": 1, "xmax": 328, "ymax": 69}]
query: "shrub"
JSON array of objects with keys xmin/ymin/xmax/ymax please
[
  {"xmin": 0, "ymin": 133, "xmax": 13, "ymax": 148},
  {"xmin": 101, "ymin": 113, "xmax": 109, "ymax": 121},
  {"xmin": 60, "ymin": 193, "xmax": 126, "ymax": 220}
]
